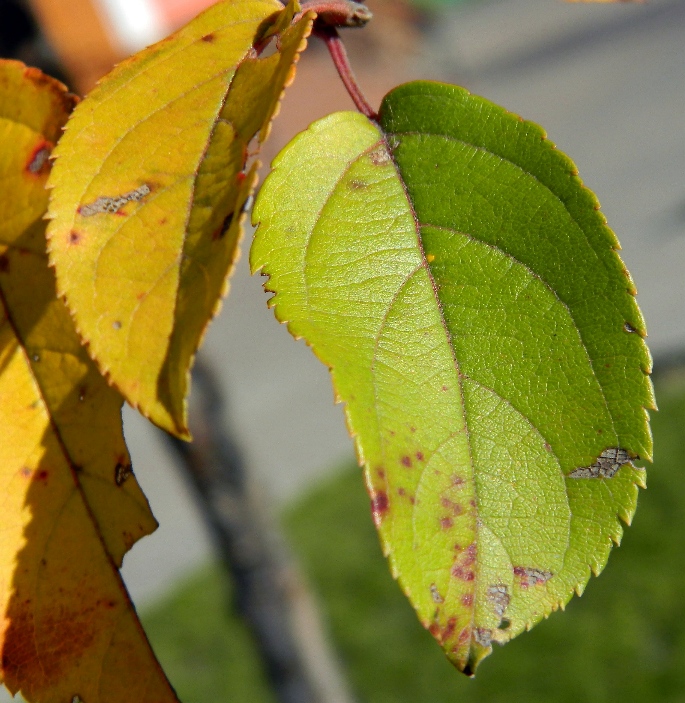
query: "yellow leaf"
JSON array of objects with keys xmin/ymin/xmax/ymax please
[
  {"xmin": 0, "ymin": 60, "xmax": 168, "ymax": 703},
  {"xmin": 47, "ymin": 0, "xmax": 315, "ymax": 438}
]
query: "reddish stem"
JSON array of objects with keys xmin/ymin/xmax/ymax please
[
  {"xmin": 299, "ymin": 0, "xmax": 372, "ymax": 28},
  {"xmin": 315, "ymin": 26, "xmax": 378, "ymax": 121}
]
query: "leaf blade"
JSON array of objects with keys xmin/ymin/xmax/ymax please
[
  {"xmin": 47, "ymin": 0, "xmax": 314, "ymax": 437},
  {"xmin": 0, "ymin": 60, "xmax": 173, "ymax": 703},
  {"xmin": 251, "ymin": 82, "xmax": 653, "ymax": 672}
]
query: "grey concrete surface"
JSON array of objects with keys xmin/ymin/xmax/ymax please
[{"xmin": 117, "ymin": 0, "xmax": 684, "ymax": 610}]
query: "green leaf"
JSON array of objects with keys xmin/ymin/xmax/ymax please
[
  {"xmin": 251, "ymin": 81, "xmax": 654, "ymax": 673},
  {"xmin": 47, "ymin": 0, "xmax": 314, "ymax": 438}
]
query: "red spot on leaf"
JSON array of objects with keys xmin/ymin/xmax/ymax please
[
  {"xmin": 376, "ymin": 468, "xmax": 385, "ymax": 479},
  {"xmin": 34, "ymin": 470, "xmax": 49, "ymax": 482},
  {"xmin": 458, "ymin": 628, "xmax": 471, "ymax": 644},
  {"xmin": 397, "ymin": 487, "xmax": 406, "ymax": 496},
  {"xmin": 401, "ymin": 455, "xmax": 412, "ymax": 468},
  {"xmin": 452, "ymin": 566, "xmax": 475, "ymax": 581},
  {"xmin": 429, "ymin": 622, "xmax": 440, "ymax": 637},
  {"xmin": 410, "ymin": 426, "xmax": 416, "ymax": 433},
  {"xmin": 440, "ymin": 517, "xmax": 453, "ymax": 530},
  {"xmin": 371, "ymin": 492, "xmax": 389, "ymax": 525},
  {"xmin": 451, "ymin": 474, "xmax": 464, "ymax": 487},
  {"xmin": 461, "ymin": 593, "xmax": 474, "ymax": 607},
  {"xmin": 69, "ymin": 230, "xmax": 80, "ymax": 244},
  {"xmin": 443, "ymin": 617, "xmax": 457, "ymax": 641},
  {"xmin": 416, "ymin": 451, "xmax": 424, "ymax": 461},
  {"xmin": 441, "ymin": 498, "xmax": 463, "ymax": 516},
  {"xmin": 202, "ymin": 33, "xmax": 216, "ymax": 42}
]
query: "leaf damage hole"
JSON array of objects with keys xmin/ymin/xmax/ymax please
[
  {"xmin": 568, "ymin": 447, "xmax": 632, "ymax": 479},
  {"xmin": 80, "ymin": 184, "xmax": 151, "ymax": 217},
  {"xmin": 513, "ymin": 566, "xmax": 552, "ymax": 588},
  {"xmin": 624, "ymin": 321, "xmax": 637, "ymax": 333}
]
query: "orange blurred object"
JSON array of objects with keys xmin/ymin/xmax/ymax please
[{"xmin": 151, "ymin": 0, "xmax": 216, "ymax": 26}]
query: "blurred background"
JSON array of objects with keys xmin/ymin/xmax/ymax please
[{"xmin": 1, "ymin": 0, "xmax": 684, "ymax": 700}]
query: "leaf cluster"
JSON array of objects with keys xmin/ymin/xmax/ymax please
[{"xmin": 0, "ymin": 0, "xmax": 653, "ymax": 700}]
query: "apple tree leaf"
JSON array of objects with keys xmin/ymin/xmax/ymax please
[
  {"xmin": 47, "ymin": 0, "xmax": 314, "ymax": 438},
  {"xmin": 0, "ymin": 59, "xmax": 171, "ymax": 703},
  {"xmin": 251, "ymin": 81, "xmax": 654, "ymax": 674}
]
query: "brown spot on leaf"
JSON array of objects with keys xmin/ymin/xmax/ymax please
[
  {"xmin": 461, "ymin": 593, "xmax": 473, "ymax": 607},
  {"xmin": 513, "ymin": 566, "xmax": 552, "ymax": 588},
  {"xmin": 202, "ymin": 33, "xmax": 216, "ymax": 42},
  {"xmin": 440, "ymin": 517, "xmax": 453, "ymax": 530},
  {"xmin": 69, "ymin": 230, "xmax": 81, "ymax": 244},
  {"xmin": 416, "ymin": 451, "xmax": 424, "ymax": 461},
  {"xmin": 212, "ymin": 211, "xmax": 234, "ymax": 240},
  {"xmin": 0, "ymin": 254, "xmax": 9, "ymax": 273},
  {"xmin": 114, "ymin": 462, "xmax": 132, "ymax": 486},
  {"xmin": 401, "ymin": 455, "xmax": 412, "ymax": 468},
  {"xmin": 458, "ymin": 627, "xmax": 470, "ymax": 644},
  {"xmin": 34, "ymin": 470, "xmax": 49, "ymax": 482},
  {"xmin": 451, "ymin": 475, "xmax": 464, "ymax": 487},
  {"xmin": 348, "ymin": 179, "xmax": 368, "ymax": 190}
]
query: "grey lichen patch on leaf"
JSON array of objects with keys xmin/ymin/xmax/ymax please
[
  {"xmin": 569, "ymin": 447, "xmax": 632, "ymax": 479},
  {"xmin": 79, "ymin": 184, "xmax": 151, "ymax": 216},
  {"xmin": 486, "ymin": 584, "xmax": 510, "ymax": 619},
  {"xmin": 514, "ymin": 567, "xmax": 553, "ymax": 588}
]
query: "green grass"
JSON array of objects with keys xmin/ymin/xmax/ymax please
[{"xmin": 142, "ymin": 373, "xmax": 685, "ymax": 703}]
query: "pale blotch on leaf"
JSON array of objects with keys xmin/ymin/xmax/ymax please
[
  {"xmin": 568, "ymin": 447, "xmax": 632, "ymax": 479},
  {"xmin": 486, "ymin": 584, "xmax": 510, "ymax": 619},
  {"xmin": 514, "ymin": 567, "xmax": 554, "ymax": 588},
  {"xmin": 79, "ymin": 184, "xmax": 151, "ymax": 216}
]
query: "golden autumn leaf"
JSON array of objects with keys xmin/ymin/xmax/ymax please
[
  {"xmin": 47, "ymin": 0, "xmax": 315, "ymax": 439},
  {"xmin": 0, "ymin": 60, "xmax": 174, "ymax": 703}
]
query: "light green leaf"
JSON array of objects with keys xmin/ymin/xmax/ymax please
[{"xmin": 251, "ymin": 81, "xmax": 654, "ymax": 673}]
